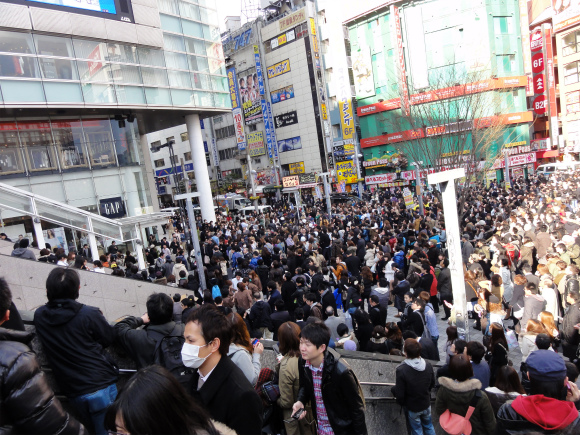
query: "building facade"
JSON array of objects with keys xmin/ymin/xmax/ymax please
[{"xmin": 0, "ymin": 0, "xmax": 229, "ymax": 248}]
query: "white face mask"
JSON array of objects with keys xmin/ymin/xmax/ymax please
[{"xmin": 181, "ymin": 341, "xmax": 213, "ymax": 369}]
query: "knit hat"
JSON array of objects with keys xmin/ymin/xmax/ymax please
[{"xmin": 526, "ymin": 349, "xmax": 566, "ymax": 381}]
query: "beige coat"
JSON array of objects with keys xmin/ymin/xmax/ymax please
[{"xmin": 276, "ymin": 356, "xmax": 314, "ymax": 435}]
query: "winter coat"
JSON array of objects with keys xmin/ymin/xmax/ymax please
[
  {"xmin": 520, "ymin": 295, "xmax": 546, "ymax": 331},
  {"xmin": 248, "ymin": 300, "xmax": 272, "ymax": 331},
  {"xmin": 10, "ymin": 247, "xmax": 36, "ymax": 261},
  {"xmin": 370, "ymin": 286, "xmax": 390, "ymax": 308},
  {"xmin": 437, "ymin": 267, "xmax": 452, "ymax": 296},
  {"xmin": 391, "ymin": 358, "xmax": 435, "ymax": 412},
  {"xmin": 483, "ymin": 387, "xmax": 522, "ymax": 416},
  {"xmin": 561, "ymin": 301, "xmax": 580, "ymax": 349},
  {"xmin": 0, "ymin": 328, "xmax": 85, "ymax": 435},
  {"xmin": 227, "ymin": 343, "xmax": 260, "ymax": 386},
  {"xmin": 435, "ymin": 377, "xmax": 496, "ymax": 435},
  {"xmin": 33, "ymin": 299, "xmax": 118, "ymax": 397},
  {"xmin": 234, "ymin": 289, "xmax": 253, "ymax": 312},
  {"xmin": 276, "ymin": 355, "xmax": 314, "ymax": 435}
]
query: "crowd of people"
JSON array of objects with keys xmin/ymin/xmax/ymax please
[{"xmin": 1, "ymin": 168, "xmax": 580, "ymax": 435}]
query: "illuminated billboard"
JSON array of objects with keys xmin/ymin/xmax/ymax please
[
  {"xmin": 28, "ymin": 0, "xmax": 117, "ymax": 14},
  {"xmin": 4, "ymin": 0, "xmax": 133, "ymax": 22}
]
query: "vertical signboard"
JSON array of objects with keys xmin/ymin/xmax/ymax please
[
  {"xmin": 544, "ymin": 27, "xmax": 559, "ymax": 146},
  {"xmin": 211, "ymin": 137, "xmax": 219, "ymax": 166},
  {"xmin": 391, "ymin": 5, "xmax": 410, "ymax": 116},
  {"xmin": 530, "ymin": 28, "xmax": 547, "ymax": 117},
  {"xmin": 261, "ymin": 99, "xmax": 274, "ymax": 160},
  {"xmin": 253, "ymin": 45, "xmax": 265, "ymax": 95},
  {"xmin": 339, "ymin": 100, "xmax": 355, "ymax": 141},
  {"xmin": 227, "ymin": 67, "xmax": 246, "ymax": 151},
  {"xmin": 267, "ymin": 102, "xmax": 278, "ymax": 158}
]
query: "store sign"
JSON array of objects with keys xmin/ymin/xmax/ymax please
[
  {"xmin": 363, "ymin": 159, "xmax": 391, "ymax": 168},
  {"xmin": 361, "ymin": 128, "xmax": 424, "ymax": 148},
  {"xmin": 530, "ymin": 30, "xmax": 543, "ymax": 52},
  {"xmin": 247, "ymin": 132, "xmax": 266, "ymax": 157},
  {"xmin": 99, "ymin": 197, "xmax": 126, "ymax": 219},
  {"xmin": 310, "ymin": 18, "xmax": 317, "ymax": 35},
  {"xmin": 267, "ymin": 103, "xmax": 278, "ymax": 158},
  {"xmin": 533, "ymin": 94, "xmax": 548, "ymax": 115},
  {"xmin": 532, "ymin": 53, "xmax": 544, "ymax": 74},
  {"xmin": 274, "ymin": 111, "xmax": 298, "ymax": 128},
  {"xmin": 365, "ymin": 173, "xmax": 397, "ymax": 185},
  {"xmin": 261, "ymin": 100, "xmax": 274, "ymax": 159},
  {"xmin": 279, "ymin": 8, "xmax": 306, "ymax": 32},
  {"xmin": 505, "ymin": 145, "xmax": 531, "ymax": 156},
  {"xmin": 282, "ymin": 175, "xmax": 300, "ymax": 188},
  {"xmin": 392, "ymin": 6, "xmax": 410, "ymax": 115},
  {"xmin": 289, "ymin": 162, "xmax": 305, "ymax": 174},
  {"xmin": 492, "ymin": 152, "xmax": 537, "ymax": 169},
  {"xmin": 336, "ymin": 160, "xmax": 357, "ymax": 184},
  {"xmin": 233, "ymin": 108, "xmax": 246, "ymax": 151},
  {"xmin": 339, "ymin": 100, "xmax": 355, "ymax": 141},
  {"xmin": 253, "ymin": 45, "xmax": 265, "ymax": 95},
  {"xmin": 552, "ymin": 0, "xmax": 580, "ymax": 32},
  {"xmin": 357, "ymin": 99, "xmax": 401, "ymax": 116},
  {"xmin": 321, "ymin": 103, "xmax": 328, "ymax": 120},
  {"xmin": 227, "ymin": 67, "xmax": 241, "ymax": 110},
  {"xmin": 271, "ymin": 85, "xmax": 294, "ymax": 104},
  {"xmin": 299, "ymin": 173, "xmax": 316, "ymax": 185},
  {"xmin": 400, "ymin": 168, "xmax": 436, "ymax": 180},
  {"xmin": 267, "ymin": 59, "xmax": 291, "ymax": 78},
  {"xmin": 211, "ymin": 137, "xmax": 219, "ymax": 165},
  {"xmin": 531, "ymin": 138, "xmax": 550, "ymax": 150},
  {"xmin": 271, "ymin": 29, "xmax": 296, "ymax": 50}
]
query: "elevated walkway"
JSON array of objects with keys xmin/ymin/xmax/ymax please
[{"xmin": 0, "ymin": 182, "xmax": 174, "ymax": 269}]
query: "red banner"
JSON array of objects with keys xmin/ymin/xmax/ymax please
[
  {"xmin": 361, "ymin": 129, "xmax": 424, "ymax": 148},
  {"xmin": 357, "ymin": 98, "xmax": 401, "ymax": 117}
]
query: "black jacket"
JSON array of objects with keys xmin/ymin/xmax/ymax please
[
  {"xmin": 391, "ymin": 359, "xmax": 435, "ymax": 412},
  {"xmin": 310, "ymin": 273, "xmax": 327, "ymax": 293},
  {"xmin": 321, "ymin": 288, "xmax": 338, "ymax": 317},
  {"xmin": 188, "ymin": 355, "xmax": 262, "ymax": 435},
  {"xmin": 419, "ymin": 336, "xmax": 440, "ymax": 361},
  {"xmin": 256, "ymin": 264, "xmax": 270, "ymax": 291},
  {"xmin": 114, "ymin": 317, "xmax": 184, "ymax": 369},
  {"xmin": 400, "ymin": 310, "xmax": 425, "ymax": 337},
  {"xmin": 369, "ymin": 305, "xmax": 387, "ymax": 327},
  {"xmin": 271, "ymin": 310, "xmax": 291, "ymax": 340},
  {"xmin": 561, "ymin": 302, "xmax": 580, "ymax": 348},
  {"xmin": 297, "ymin": 349, "xmax": 367, "ymax": 435},
  {"xmin": 345, "ymin": 255, "xmax": 361, "ymax": 276},
  {"xmin": 248, "ymin": 300, "xmax": 273, "ymax": 331},
  {"xmin": 0, "ymin": 328, "xmax": 85, "ymax": 435},
  {"xmin": 34, "ymin": 299, "xmax": 118, "ymax": 396},
  {"xmin": 281, "ymin": 280, "xmax": 297, "ymax": 313}
]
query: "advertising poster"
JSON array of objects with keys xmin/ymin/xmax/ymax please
[
  {"xmin": 552, "ymin": 0, "xmax": 580, "ymax": 32},
  {"xmin": 339, "ymin": 100, "xmax": 355, "ymax": 141},
  {"xmin": 261, "ymin": 100, "xmax": 274, "ymax": 159},
  {"xmin": 336, "ymin": 160, "xmax": 357, "ymax": 184},
  {"xmin": 233, "ymin": 108, "xmax": 246, "ymax": 151},
  {"xmin": 247, "ymin": 132, "xmax": 266, "ymax": 157},
  {"xmin": 279, "ymin": 8, "xmax": 306, "ymax": 32},
  {"xmin": 289, "ymin": 162, "xmax": 305, "ymax": 174},
  {"xmin": 271, "ymin": 85, "xmax": 295, "ymax": 104},
  {"xmin": 253, "ymin": 45, "xmax": 265, "ymax": 95},
  {"xmin": 274, "ymin": 111, "xmax": 298, "ymax": 128},
  {"xmin": 227, "ymin": 67, "xmax": 241, "ymax": 110},
  {"xmin": 403, "ymin": 188, "xmax": 415, "ymax": 209},
  {"xmin": 267, "ymin": 59, "xmax": 291, "ymax": 78},
  {"xmin": 43, "ymin": 227, "xmax": 68, "ymax": 254},
  {"xmin": 239, "ymin": 71, "xmax": 263, "ymax": 124},
  {"xmin": 278, "ymin": 136, "xmax": 302, "ymax": 153},
  {"xmin": 268, "ymin": 103, "xmax": 279, "ymax": 158},
  {"xmin": 352, "ymin": 46, "xmax": 375, "ymax": 98}
]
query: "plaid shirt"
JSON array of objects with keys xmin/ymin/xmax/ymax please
[{"xmin": 305, "ymin": 360, "xmax": 334, "ymax": 435}]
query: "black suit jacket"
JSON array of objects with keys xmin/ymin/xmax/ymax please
[{"xmin": 188, "ymin": 356, "xmax": 262, "ymax": 435}]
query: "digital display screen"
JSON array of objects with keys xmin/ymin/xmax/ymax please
[{"xmin": 27, "ymin": 0, "xmax": 117, "ymax": 14}]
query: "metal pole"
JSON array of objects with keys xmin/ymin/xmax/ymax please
[
  {"xmin": 247, "ymin": 154, "xmax": 259, "ymax": 214},
  {"xmin": 415, "ymin": 167, "xmax": 425, "ymax": 216},
  {"xmin": 319, "ymin": 172, "xmax": 332, "ymax": 218},
  {"xmin": 353, "ymin": 151, "xmax": 363, "ymax": 199},
  {"xmin": 504, "ymin": 151, "xmax": 511, "ymax": 190}
]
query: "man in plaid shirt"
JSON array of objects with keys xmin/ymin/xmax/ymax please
[{"xmin": 292, "ymin": 322, "xmax": 367, "ymax": 435}]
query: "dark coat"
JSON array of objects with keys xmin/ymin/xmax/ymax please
[
  {"xmin": 114, "ymin": 317, "xmax": 183, "ymax": 369},
  {"xmin": 345, "ymin": 255, "xmax": 361, "ymax": 276},
  {"xmin": 34, "ymin": 299, "xmax": 118, "ymax": 396},
  {"xmin": 281, "ymin": 280, "xmax": 297, "ymax": 313},
  {"xmin": 400, "ymin": 310, "xmax": 425, "ymax": 337},
  {"xmin": 296, "ymin": 349, "xmax": 367, "ymax": 435},
  {"xmin": 0, "ymin": 328, "xmax": 85, "ymax": 435},
  {"xmin": 369, "ymin": 305, "xmax": 387, "ymax": 327},
  {"xmin": 419, "ymin": 336, "xmax": 440, "ymax": 361},
  {"xmin": 520, "ymin": 295, "xmax": 546, "ymax": 331},
  {"xmin": 248, "ymin": 300, "xmax": 273, "ymax": 331},
  {"xmin": 561, "ymin": 302, "xmax": 580, "ymax": 348},
  {"xmin": 391, "ymin": 359, "xmax": 435, "ymax": 412},
  {"xmin": 188, "ymin": 355, "xmax": 263, "ymax": 435},
  {"xmin": 321, "ymin": 288, "xmax": 338, "ymax": 317},
  {"xmin": 271, "ymin": 310, "xmax": 292, "ymax": 340},
  {"xmin": 437, "ymin": 267, "xmax": 452, "ymax": 296}
]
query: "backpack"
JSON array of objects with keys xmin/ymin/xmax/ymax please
[
  {"xmin": 149, "ymin": 324, "xmax": 193, "ymax": 388},
  {"xmin": 212, "ymin": 285, "xmax": 221, "ymax": 299},
  {"xmin": 439, "ymin": 390, "xmax": 481, "ymax": 435}
]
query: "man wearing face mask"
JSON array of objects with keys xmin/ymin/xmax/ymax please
[{"xmin": 183, "ymin": 304, "xmax": 263, "ymax": 435}]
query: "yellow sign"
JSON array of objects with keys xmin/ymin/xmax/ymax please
[
  {"xmin": 267, "ymin": 59, "xmax": 291, "ymax": 78},
  {"xmin": 504, "ymin": 140, "xmax": 527, "ymax": 148},
  {"xmin": 310, "ymin": 18, "xmax": 317, "ymax": 35},
  {"xmin": 277, "ymin": 34, "xmax": 287, "ymax": 46},
  {"xmin": 253, "ymin": 45, "xmax": 259, "ymax": 55},
  {"xmin": 279, "ymin": 8, "xmax": 307, "ymax": 32},
  {"xmin": 289, "ymin": 162, "xmax": 305, "ymax": 174},
  {"xmin": 336, "ymin": 161, "xmax": 357, "ymax": 184},
  {"xmin": 247, "ymin": 132, "xmax": 266, "ymax": 157},
  {"xmin": 312, "ymin": 37, "xmax": 319, "ymax": 54},
  {"xmin": 241, "ymin": 163, "xmax": 248, "ymax": 180},
  {"xmin": 339, "ymin": 100, "xmax": 355, "ymax": 141},
  {"xmin": 321, "ymin": 103, "xmax": 328, "ymax": 120}
]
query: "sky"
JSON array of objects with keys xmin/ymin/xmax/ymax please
[{"xmin": 215, "ymin": 0, "xmax": 244, "ymax": 31}]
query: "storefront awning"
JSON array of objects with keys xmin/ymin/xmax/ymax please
[{"xmin": 536, "ymin": 150, "xmax": 559, "ymax": 158}]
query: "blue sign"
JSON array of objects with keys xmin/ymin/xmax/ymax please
[
  {"xmin": 203, "ymin": 141, "xmax": 208, "ymax": 153},
  {"xmin": 200, "ymin": 119, "xmax": 205, "ymax": 129},
  {"xmin": 267, "ymin": 102, "xmax": 278, "ymax": 158},
  {"xmin": 227, "ymin": 67, "xmax": 241, "ymax": 110},
  {"xmin": 262, "ymin": 99, "xmax": 273, "ymax": 159},
  {"xmin": 99, "ymin": 197, "xmax": 125, "ymax": 219},
  {"xmin": 155, "ymin": 163, "xmax": 194, "ymax": 177},
  {"xmin": 254, "ymin": 45, "xmax": 265, "ymax": 96}
]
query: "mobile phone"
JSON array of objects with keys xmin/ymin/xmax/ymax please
[
  {"xmin": 252, "ymin": 338, "xmax": 259, "ymax": 346},
  {"xmin": 291, "ymin": 408, "xmax": 305, "ymax": 420}
]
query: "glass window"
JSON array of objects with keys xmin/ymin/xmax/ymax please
[
  {"xmin": 145, "ymin": 87, "xmax": 172, "ymax": 105},
  {"xmin": 114, "ymin": 85, "xmax": 146, "ymax": 104},
  {"xmin": 43, "ymin": 82, "xmax": 84, "ymax": 103},
  {"xmin": 194, "ymin": 91, "xmax": 213, "ymax": 106},
  {"xmin": 163, "ymin": 33, "xmax": 186, "ymax": 52},
  {"xmin": 155, "ymin": 159, "xmax": 165, "ymax": 167},
  {"xmin": 0, "ymin": 123, "xmax": 25, "ymax": 175},
  {"xmin": 51, "ymin": 118, "xmax": 87, "ymax": 169},
  {"xmin": 38, "ymin": 58, "xmax": 78, "ymax": 80},
  {"xmin": 179, "ymin": 1, "xmax": 201, "ymax": 21},
  {"xmin": 213, "ymin": 92, "xmax": 231, "ymax": 108},
  {"xmin": 158, "ymin": 0, "xmax": 179, "ymax": 15},
  {"xmin": 137, "ymin": 48, "xmax": 166, "ymax": 67},
  {"xmin": 497, "ymin": 54, "xmax": 515, "ymax": 75},
  {"xmin": 0, "ymin": 55, "xmax": 40, "ymax": 78},
  {"xmin": 73, "ymin": 39, "xmax": 106, "ymax": 60},
  {"xmin": 160, "ymin": 14, "xmax": 183, "ymax": 33},
  {"xmin": 192, "ymin": 72, "xmax": 211, "ymax": 89},
  {"xmin": 110, "ymin": 64, "xmax": 142, "ymax": 84},
  {"xmin": 181, "ymin": 132, "xmax": 189, "ymax": 141},
  {"xmin": 170, "ymin": 88, "xmax": 194, "ymax": 105},
  {"xmin": 111, "ymin": 118, "xmax": 140, "ymax": 166},
  {"xmin": 82, "ymin": 119, "xmax": 116, "ymax": 166},
  {"xmin": 106, "ymin": 43, "xmax": 138, "ymax": 64},
  {"xmin": 184, "ymin": 37, "xmax": 206, "ymax": 55},
  {"xmin": 141, "ymin": 67, "xmax": 169, "ymax": 87},
  {"xmin": 567, "ymin": 90, "xmax": 580, "ymax": 113},
  {"xmin": 168, "ymin": 70, "xmax": 192, "ymax": 88},
  {"xmin": 34, "ymin": 34, "xmax": 74, "ymax": 57},
  {"xmin": 0, "ymin": 80, "xmax": 44, "ymax": 102},
  {"xmin": 77, "ymin": 61, "xmax": 113, "ymax": 82},
  {"xmin": 493, "ymin": 17, "xmax": 513, "ymax": 35},
  {"xmin": 165, "ymin": 51, "xmax": 189, "ymax": 70},
  {"xmin": 17, "ymin": 121, "xmax": 58, "ymax": 172},
  {"xmin": 189, "ymin": 55, "xmax": 209, "ymax": 73},
  {"xmin": 184, "ymin": 151, "xmax": 191, "ymax": 160},
  {"xmin": 565, "ymin": 61, "xmax": 579, "ymax": 85},
  {"xmin": 81, "ymin": 83, "xmax": 116, "ymax": 103},
  {"xmin": 182, "ymin": 19, "xmax": 204, "ymax": 39},
  {"xmin": 0, "ymin": 31, "xmax": 35, "ymax": 54}
]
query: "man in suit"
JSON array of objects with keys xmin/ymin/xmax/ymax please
[
  {"xmin": 270, "ymin": 299, "xmax": 291, "ymax": 340},
  {"xmin": 81, "ymin": 244, "xmax": 91, "ymax": 260},
  {"xmin": 318, "ymin": 281, "xmax": 338, "ymax": 317},
  {"xmin": 184, "ymin": 305, "xmax": 262, "ymax": 435}
]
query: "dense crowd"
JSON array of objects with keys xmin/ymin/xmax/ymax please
[{"xmin": 1, "ymin": 168, "xmax": 580, "ymax": 435}]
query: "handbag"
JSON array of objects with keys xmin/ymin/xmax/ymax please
[
  {"xmin": 260, "ymin": 381, "xmax": 281, "ymax": 404},
  {"xmin": 419, "ymin": 311, "xmax": 432, "ymax": 340},
  {"xmin": 439, "ymin": 390, "xmax": 481, "ymax": 435},
  {"xmin": 505, "ymin": 329, "xmax": 519, "ymax": 350}
]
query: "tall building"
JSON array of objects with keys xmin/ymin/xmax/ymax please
[
  {"xmin": 343, "ymin": 0, "xmax": 533, "ymax": 188},
  {"xmin": 0, "ymin": 0, "xmax": 229, "ymax": 247}
]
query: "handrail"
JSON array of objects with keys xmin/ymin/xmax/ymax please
[{"xmin": 360, "ymin": 382, "xmax": 395, "ymax": 386}]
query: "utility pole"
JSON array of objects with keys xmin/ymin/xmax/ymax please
[
  {"xmin": 318, "ymin": 172, "xmax": 333, "ymax": 218},
  {"xmin": 246, "ymin": 154, "xmax": 259, "ymax": 214},
  {"xmin": 415, "ymin": 167, "xmax": 425, "ymax": 216}
]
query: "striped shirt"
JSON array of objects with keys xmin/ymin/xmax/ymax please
[{"xmin": 305, "ymin": 360, "xmax": 334, "ymax": 435}]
